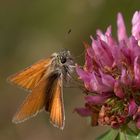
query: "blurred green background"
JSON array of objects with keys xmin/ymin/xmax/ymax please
[{"xmin": 1, "ymin": 0, "xmax": 140, "ymax": 140}]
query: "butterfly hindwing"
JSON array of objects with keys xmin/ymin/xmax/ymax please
[
  {"xmin": 12, "ymin": 78, "xmax": 50, "ymax": 123},
  {"xmin": 47, "ymin": 74, "xmax": 65, "ymax": 129}
]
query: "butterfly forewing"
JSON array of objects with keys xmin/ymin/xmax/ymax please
[{"xmin": 8, "ymin": 58, "xmax": 52, "ymax": 90}]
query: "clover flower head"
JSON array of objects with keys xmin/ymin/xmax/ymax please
[{"xmin": 76, "ymin": 11, "xmax": 140, "ymax": 129}]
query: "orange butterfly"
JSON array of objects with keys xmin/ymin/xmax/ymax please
[{"xmin": 8, "ymin": 50, "xmax": 75, "ymax": 129}]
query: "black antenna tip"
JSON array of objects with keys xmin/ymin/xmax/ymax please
[{"xmin": 67, "ymin": 29, "xmax": 72, "ymax": 35}]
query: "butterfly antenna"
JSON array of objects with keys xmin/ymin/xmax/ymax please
[
  {"xmin": 73, "ymin": 49, "xmax": 85, "ymax": 60},
  {"xmin": 73, "ymin": 40, "xmax": 90, "ymax": 60},
  {"xmin": 64, "ymin": 29, "xmax": 72, "ymax": 40}
]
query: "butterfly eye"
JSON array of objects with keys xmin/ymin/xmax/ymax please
[{"xmin": 60, "ymin": 56, "xmax": 66, "ymax": 64}]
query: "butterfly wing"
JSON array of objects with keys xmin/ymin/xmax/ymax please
[
  {"xmin": 12, "ymin": 78, "xmax": 50, "ymax": 123},
  {"xmin": 8, "ymin": 58, "xmax": 52, "ymax": 90},
  {"xmin": 46, "ymin": 74, "xmax": 65, "ymax": 129},
  {"xmin": 12, "ymin": 71, "xmax": 64, "ymax": 127}
]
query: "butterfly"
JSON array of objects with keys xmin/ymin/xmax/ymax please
[{"xmin": 8, "ymin": 50, "xmax": 75, "ymax": 129}]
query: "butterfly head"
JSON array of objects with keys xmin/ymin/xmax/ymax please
[
  {"xmin": 52, "ymin": 50, "xmax": 74, "ymax": 66},
  {"xmin": 59, "ymin": 50, "xmax": 74, "ymax": 65}
]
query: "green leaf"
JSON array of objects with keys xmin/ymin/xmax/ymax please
[
  {"xmin": 96, "ymin": 127, "xmax": 140, "ymax": 140},
  {"xmin": 115, "ymin": 127, "xmax": 140, "ymax": 140},
  {"xmin": 96, "ymin": 129, "xmax": 118, "ymax": 140},
  {"xmin": 137, "ymin": 133, "xmax": 140, "ymax": 139},
  {"xmin": 129, "ymin": 122, "xmax": 140, "ymax": 135},
  {"xmin": 125, "ymin": 128, "xmax": 140, "ymax": 140},
  {"xmin": 114, "ymin": 131, "xmax": 125, "ymax": 140}
]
